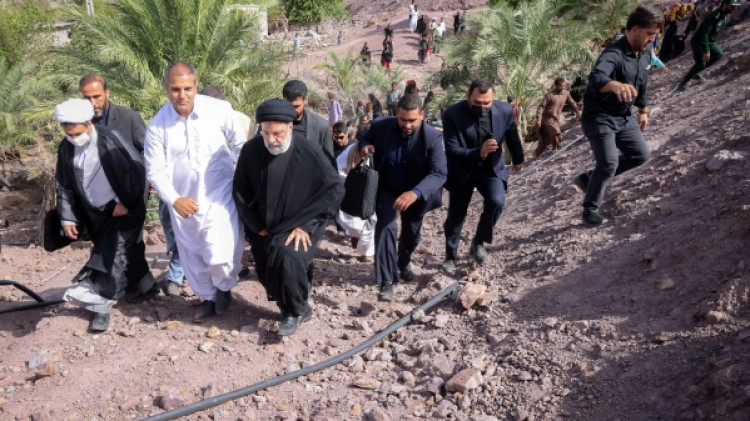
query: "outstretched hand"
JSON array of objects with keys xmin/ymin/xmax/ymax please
[{"xmin": 285, "ymin": 227, "xmax": 311, "ymax": 252}]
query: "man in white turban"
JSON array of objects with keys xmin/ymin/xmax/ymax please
[{"xmin": 53, "ymin": 98, "xmax": 158, "ymax": 332}]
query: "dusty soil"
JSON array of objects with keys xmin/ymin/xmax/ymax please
[{"xmin": 2, "ymin": 1, "xmax": 750, "ymax": 420}]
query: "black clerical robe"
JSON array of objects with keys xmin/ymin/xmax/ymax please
[
  {"xmin": 233, "ymin": 133, "xmax": 343, "ymax": 316},
  {"xmin": 55, "ymin": 125, "xmax": 153, "ymax": 300}
]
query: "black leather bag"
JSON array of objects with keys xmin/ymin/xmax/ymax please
[
  {"xmin": 43, "ymin": 209, "xmax": 72, "ymax": 252},
  {"xmin": 340, "ymin": 154, "xmax": 379, "ymax": 219}
]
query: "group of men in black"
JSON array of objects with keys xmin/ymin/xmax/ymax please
[{"xmin": 50, "ymin": 0, "xmax": 737, "ymax": 336}]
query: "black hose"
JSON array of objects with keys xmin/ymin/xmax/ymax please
[{"xmin": 141, "ymin": 281, "xmax": 461, "ymax": 421}]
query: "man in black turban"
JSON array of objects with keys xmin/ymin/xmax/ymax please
[{"xmin": 233, "ymin": 99, "xmax": 344, "ymax": 336}]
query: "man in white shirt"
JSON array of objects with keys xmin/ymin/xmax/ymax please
[{"xmin": 145, "ymin": 61, "xmax": 246, "ymax": 323}]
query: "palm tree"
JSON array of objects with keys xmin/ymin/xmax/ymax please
[
  {"xmin": 314, "ymin": 49, "xmax": 360, "ymax": 96},
  {"xmin": 436, "ymin": 0, "xmax": 596, "ymax": 125},
  {"xmin": 0, "ymin": 58, "xmax": 57, "ymax": 156},
  {"xmin": 51, "ymin": 0, "xmax": 285, "ymax": 119}
]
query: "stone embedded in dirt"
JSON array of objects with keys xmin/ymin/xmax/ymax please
[
  {"xmin": 27, "ymin": 351, "xmax": 47, "ymax": 370},
  {"xmin": 706, "ymin": 311, "xmax": 730, "ymax": 324},
  {"xmin": 433, "ymin": 399, "xmax": 457, "ymax": 418},
  {"xmin": 469, "ymin": 416, "xmax": 500, "ymax": 421},
  {"xmin": 352, "ymin": 376, "xmax": 381, "ymax": 390},
  {"xmin": 73, "ymin": 330, "xmax": 85, "ymax": 337},
  {"xmin": 541, "ymin": 317, "xmax": 558, "ymax": 330},
  {"xmin": 572, "ymin": 320, "xmax": 590, "ymax": 331},
  {"xmin": 358, "ymin": 301, "xmax": 377, "ymax": 316},
  {"xmin": 517, "ymin": 371, "xmax": 533, "ymax": 381},
  {"xmin": 120, "ymin": 397, "xmax": 140, "ymax": 411},
  {"xmin": 34, "ymin": 361, "xmax": 56, "ymax": 379},
  {"xmin": 475, "ymin": 290, "xmax": 498, "ymax": 307},
  {"xmin": 458, "ymin": 283, "xmax": 487, "ymax": 310},
  {"xmin": 659, "ymin": 277, "xmax": 675, "ymax": 290},
  {"xmin": 158, "ymin": 387, "xmax": 188, "ymax": 410},
  {"xmin": 352, "ymin": 319, "xmax": 374, "ymax": 335},
  {"xmin": 706, "ymin": 150, "xmax": 746, "ymax": 173},
  {"xmin": 411, "ymin": 309, "xmax": 425, "ymax": 321},
  {"xmin": 364, "ymin": 408, "xmax": 391, "ymax": 421},
  {"xmin": 165, "ymin": 321, "xmax": 181, "ymax": 330},
  {"xmin": 199, "ymin": 341, "xmax": 215, "ymax": 352},
  {"xmin": 424, "ymin": 376, "xmax": 445, "ymax": 395},
  {"xmin": 445, "ymin": 368, "xmax": 483, "ymax": 393},
  {"xmin": 31, "ymin": 410, "xmax": 53, "ymax": 421},
  {"xmin": 433, "ymin": 314, "xmax": 450, "ymax": 328},
  {"xmin": 206, "ymin": 326, "xmax": 222, "ymax": 338}
]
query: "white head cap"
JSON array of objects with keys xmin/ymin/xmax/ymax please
[{"xmin": 55, "ymin": 98, "xmax": 94, "ymax": 124}]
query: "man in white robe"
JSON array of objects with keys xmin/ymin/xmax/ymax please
[{"xmin": 144, "ymin": 61, "xmax": 246, "ymax": 323}]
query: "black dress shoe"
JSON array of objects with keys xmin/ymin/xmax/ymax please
[
  {"xmin": 214, "ymin": 289, "xmax": 232, "ymax": 315},
  {"xmin": 194, "ymin": 300, "xmax": 216, "ymax": 323},
  {"xmin": 89, "ymin": 312, "xmax": 110, "ymax": 332},
  {"xmin": 126, "ymin": 283, "xmax": 160, "ymax": 304},
  {"xmin": 379, "ymin": 282, "xmax": 394, "ymax": 301},
  {"xmin": 399, "ymin": 263, "xmax": 414, "ymax": 281},
  {"xmin": 277, "ymin": 315, "xmax": 301, "ymax": 336},
  {"xmin": 582, "ymin": 210, "xmax": 606, "ymax": 227},
  {"xmin": 469, "ymin": 241, "xmax": 488, "ymax": 265}
]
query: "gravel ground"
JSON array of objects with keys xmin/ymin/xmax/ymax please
[{"xmin": 2, "ymin": 2, "xmax": 750, "ymax": 420}]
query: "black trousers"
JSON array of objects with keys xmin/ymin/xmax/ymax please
[
  {"xmin": 248, "ymin": 222, "xmax": 324, "ymax": 317},
  {"xmin": 581, "ymin": 116, "xmax": 650, "ymax": 213},
  {"xmin": 443, "ymin": 173, "xmax": 506, "ymax": 261},
  {"xmin": 374, "ymin": 189, "xmax": 428, "ymax": 286}
]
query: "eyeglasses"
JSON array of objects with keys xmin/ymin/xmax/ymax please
[
  {"xmin": 333, "ymin": 134, "xmax": 347, "ymax": 140},
  {"xmin": 260, "ymin": 129, "xmax": 288, "ymax": 140}
]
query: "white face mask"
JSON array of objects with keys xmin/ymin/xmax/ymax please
[
  {"xmin": 66, "ymin": 131, "xmax": 92, "ymax": 148},
  {"xmin": 264, "ymin": 131, "xmax": 293, "ymax": 155}
]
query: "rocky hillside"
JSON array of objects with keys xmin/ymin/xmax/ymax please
[{"xmin": 1, "ymin": 4, "xmax": 750, "ymax": 421}]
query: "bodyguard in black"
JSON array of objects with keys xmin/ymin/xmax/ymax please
[
  {"xmin": 442, "ymin": 79, "xmax": 524, "ymax": 273},
  {"xmin": 359, "ymin": 94, "xmax": 447, "ymax": 301},
  {"xmin": 574, "ymin": 5, "xmax": 661, "ymax": 226}
]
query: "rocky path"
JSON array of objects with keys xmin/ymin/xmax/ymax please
[{"xmin": 2, "ymin": 3, "xmax": 750, "ymax": 421}]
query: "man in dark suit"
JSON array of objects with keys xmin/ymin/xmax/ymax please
[
  {"xmin": 282, "ymin": 80, "xmax": 335, "ymax": 166},
  {"xmin": 359, "ymin": 94, "xmax": 447, "ymax": 301},
  {"xmin": 79, "ymin": 74, "xmax": 146, "ymax": 152},
  {"xmin": 442, "ymin": 79, "xmax": 524, "ymax": 273}
]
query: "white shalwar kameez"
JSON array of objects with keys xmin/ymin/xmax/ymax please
[
  {"xmin": 145, "ymin": 95, "xmax": 246, "ymax": 301},
  {"xmin": 335, "ymin": 144, "xmax": 375, "ymax": 257}
]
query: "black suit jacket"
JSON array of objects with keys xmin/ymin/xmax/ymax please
[
  {"xmin": 358, "ymin": 117, "xmax": 447, "ymax": 212},
  {"xmin": 107, "ymin": 103, "xmax": 147, "ymax": 153},
  {"xmin": 304, "ymin": 110, "xmax": 335, "ymax": 164},
  {"xmin": 443, "ymin": 100, "xmax": 524, "ymax": 190}
]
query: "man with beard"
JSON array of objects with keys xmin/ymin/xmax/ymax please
[
  {"xmin": 359, "ymin": 94, "xmax": 447, "ymax": 301},
  {"xmin": 54, "ymin": 99, "xmax": 158, "ymax": 332},
  {"xmin": 441, "ymin": 79, "xmax": 524, "ymax": 274},
  {"xmin": 233, "ymin": 99, "xmax": 343, "ymax": 336},
  {"xmin": 79, "ymin": 74, "xmax": 146, "ymax": 152},
  {"xmin": 282, "ymin": 80, "xmax": 335, "ymax": 165},
  {"xmin": 145, "ymin": 61, "xmax": 246, "ymax": 323},
  {"xmin": 573, "ymin": 6, "xmax": 661, "ymax": 226}
]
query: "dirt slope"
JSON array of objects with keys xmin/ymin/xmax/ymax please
[{"xmin": 2, "ymin": 3, "xmax": 750, "ymax": 421}]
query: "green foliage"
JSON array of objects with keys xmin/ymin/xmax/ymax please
[
  {"xmin": 315, "ymin": 49, "xmax": 360, "ymax": 96},
  {"xmin": 51, "ymin": 0, "xmax": 285, "ymax": 119},
  {"xmin": 436, "ymin": 0, "xmax": 596, "ymax": 127},
  {"xmin": 0, "ymin": 57, "xmax": 58, "ymax": 156},
  {"xmin": 0, "ymin": 0, "xmax": 55, "ymax": 66},
  {"xmin": 280, "ymin": 0, "xmax": 347, "ymax": 24}
]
